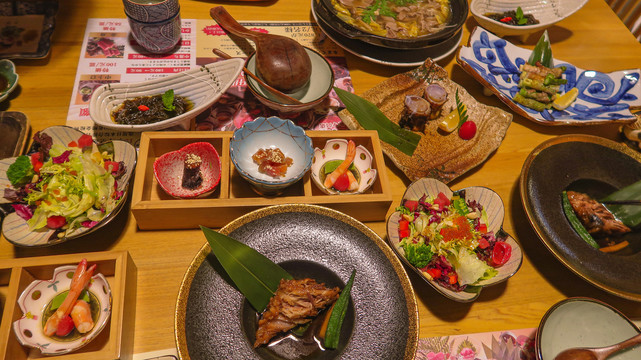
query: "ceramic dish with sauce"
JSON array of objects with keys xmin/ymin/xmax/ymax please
[
  {"xmin": 12, "ymin": 264, "xmax": 112, "ymax": 355},
  {"xmin": 89, "ymin": 59, "xmax": 244, "ymax": 131}
]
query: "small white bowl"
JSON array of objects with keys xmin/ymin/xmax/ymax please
[
  {"xmin": 230, "ymin": 116, "xmax": 313, "ymax": 195},
  {"xmin": 0, "ymin": 59, "xmax": 18, "ymax": 103},
  {"xmin": 471, "ymin": 0, "xmax": 588, "ymax": 38},
  {"xmin": 89, "ymin": 58, "xmax": 244, "ymax": 131},
  {"xmin": 13, "ymin": 265, "xmax": 112, "ymax": 355},
  {"xmin": 536, "ymin": 297, "xmax": 641, "ymax": 360},
  {"xmin": 311, "ymin": 138, "xmax": 377, "ymax": 195}
]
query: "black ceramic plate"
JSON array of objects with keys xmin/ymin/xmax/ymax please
[
  {"xmin": 520, "ymin": 135, "xmax": 641, "ymax": 300},
  {"xmin": 175, "ymin": 204, "xmax": 418, "ymax": 360},
  {"xmin": 312, "ymin": 0, "xmax": 463, "ymax": 67}
]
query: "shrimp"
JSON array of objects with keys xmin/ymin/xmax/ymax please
[
  {"xmin": 43, "ymin": 259, "xmax": 96, "ymax": 336},
  {"xmin": 71, "ymin": 300, "xmax": 94, "ymax": 333},
  {"xmin": 324, "ymin": 140, "xmax": 359, "ymax": 191}
]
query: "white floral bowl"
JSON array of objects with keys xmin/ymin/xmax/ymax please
[
  {"xmin": 386, "ymin": 177, "xmax": 523, "ymax": 302},
  {"xmin": 0, "ymin": 126, "xmax": 136, "ymax": 247},
  {"xmin": 12, "ymin": 265, "xmax": 112, "ymax": 355},
  {"xmin": 89, "ymin": 58, "xmax": 244, "ymax": 131},
  {"xmin": 471, "ymin": 0, "xmax": 588, "ymax": 38},
  {"xmin": 230, "ymin": 116, "xmax": 313, "ymax": 195},
  {"xmin": 310, "ymin": 138, "xmax": 377, "ymax": 195}
]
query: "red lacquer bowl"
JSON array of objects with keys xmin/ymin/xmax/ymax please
[{"xmin": 153, "ymin": 142, "xmax": 221, "ymax": 198}]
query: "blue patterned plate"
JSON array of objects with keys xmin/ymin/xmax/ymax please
[{"xmin": 456, "ymin": 26, "xmax": 641, "ymax": 126}]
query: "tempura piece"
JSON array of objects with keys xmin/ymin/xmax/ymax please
[{"xmin": 254, "ymin": 278, "xmax": 340, "ymax": 347}]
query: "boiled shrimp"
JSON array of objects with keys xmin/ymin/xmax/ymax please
[
  {"xmin": 43, "ymin": 259, "xmax": 96, "ymax": 336},
  {"xmin": 324, "ymin": 140, "xmax": 359, "ymax": 191},
  {"xmin": 71, "ymin": 300, "xmax": 94, "ymax": 333}
]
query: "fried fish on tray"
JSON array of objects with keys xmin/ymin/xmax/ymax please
[
  {"xmin": 566, "ymin": 191, "xmax": 631, "ymax": 237},
  {"xmin": 254, "ymin": 278, "xmax": 340, "ymax": 347}
]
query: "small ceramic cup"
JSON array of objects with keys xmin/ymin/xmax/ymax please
[{"xmin": 123, "ymin": 0, "xmax": 181, "ymax": 54}]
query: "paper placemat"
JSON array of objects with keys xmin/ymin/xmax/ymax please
[{"xmin": 67, "ymin": 19, "xmax": 353, "ymax": 145}]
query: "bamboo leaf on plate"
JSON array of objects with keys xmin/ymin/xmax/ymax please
[
  {"xmin": 334, "ymin": 87, "xmax": 420, "ymax": 156},
  {"xmin": 200, "ymin": 226, "xmax": 293, "ymax": 312},
  {"xmin": 528, "ymin": 30, "xmax": 553, "ymax": 68},
  {"xmin": 602, "ymin": 180, "xmax": 641, "ymax": 228}
]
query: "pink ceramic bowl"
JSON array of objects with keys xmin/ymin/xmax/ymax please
[{"xmin": 153, "ymin": 142, "xmax": 221, "ymax": 199}]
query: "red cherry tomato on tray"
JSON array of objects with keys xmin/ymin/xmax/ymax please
[
  {"xmin": 56, "ymin": 315, "xmax": 75, "ymax": 337},
  {"xmin": 458, "ymin": 121, "xmax": 477, "ymax": 140},
  {"xmin": 490, "ymin": 241, "xmax": 512, "ymax": 267}
]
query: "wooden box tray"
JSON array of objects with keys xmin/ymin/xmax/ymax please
[
  {"xmin": 0, "ymin": 251, "xmax": 137, "ymax": 360},
  {"xmin": 131, "ymin": 130, "xmax": 393, "ymax": 230}
]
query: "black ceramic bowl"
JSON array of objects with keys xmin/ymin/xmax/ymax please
[{"xmin": 313, "ymin": 0, "xmax": 468, "ymax": 49}]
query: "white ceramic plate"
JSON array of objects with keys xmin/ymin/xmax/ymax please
[
  {"xmin": 0, "ymin": 126, "xmax": 136, "ymax": 247},
  {"xmin": 471, "ymin": 0, "xmax": 588, "ymax": 37},
  {"xmin": 89, "ymin": 58, "xmax": 244, "ymax": 131},
  {"xmin": 13, "ymin": 265, "xmax": 112, "ymax": 355},
  {"xmin": 311, "ymin": 138, "xmax": 377, "ymax": 195},
  {"xmin": 457, "ymin": 26, "xmax": 641, "ymax": 126},
  {"xmin": 386, "ymin": 177, "xmax": 523, "ymax": 302}
]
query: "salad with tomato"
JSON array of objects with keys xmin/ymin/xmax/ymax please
[
  {"xmin": 396, "ymin": 191, "xmax": 512, "ymax": 292},
  {"xmin": 3, "ymin": 131, "xmax": 126, "ymax": 239}
]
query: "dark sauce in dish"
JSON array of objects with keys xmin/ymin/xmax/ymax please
[
  {"xmin": 485, "ymin": 10, "xmax": 539, "ymax": 26},
  {"xmin": 111, "ymin": 93, "xmax": 192, "ymax": 125}
]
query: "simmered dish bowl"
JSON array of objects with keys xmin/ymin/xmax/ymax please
[{"xmin": 314, "ymin": 0, "xmax": 468, "ymax": 49}]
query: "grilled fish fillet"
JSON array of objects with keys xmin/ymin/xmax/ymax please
[
  {"xmin": 566, "ymin": 191, "xmax": 631, "ymax": 237},
  {"xmin": 254, "ymin": 278, "xmax": 340, "ymax": 347}
]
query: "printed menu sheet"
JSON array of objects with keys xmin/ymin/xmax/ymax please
[{"xmin": 67, "ymin": 18, "xmax": 352, "ymax": 145}]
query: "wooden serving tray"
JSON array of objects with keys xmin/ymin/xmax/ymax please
[
  {"xmin": 131, "ymin": 130, "xmax": 393, "ymax": 230},
  {"xmin": 0, "ymin": 251, "xmax": 137, "ymax": 360}
]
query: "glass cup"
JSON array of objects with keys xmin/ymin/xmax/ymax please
[{"xmin": 123, "ymin": 0, "xmax": 181, "ymax": 54}]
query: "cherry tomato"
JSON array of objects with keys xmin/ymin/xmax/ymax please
[
  {"xmin": 77, "ymin": 134, "xmax": 93, "ymax": 148},
  {"xmin": 332, "ymin": 172, "xmax": 350, "ymax": 192},
  {"xmin": 478, "ymin": 238, "xmax": 490, "ymax": 249},
  {"xmin": 404, "ymin": 200, "xmax": 419, "ymax": 212},
  {"xmin": 490, "ymin": 241, "xmax": 512, "ymax": 267},
  {"xmin": 433, "ymin": 192, "xmax": 450, "ymax": 210},
  {"xmin": 56, "ymin": 315, "xmax": 75, "ymax": 337},
  {"xmin": 30, "ymin": 153, "xmax": 43, "ymax": 174},
  {"xmin": 425, "ymin": 268, "xmax": 441, "ymax": 279},
  {"xmin": 46, "ymin": 215, "xmax": 66, "ymax": 229},
  {"xmin": 458, "ymin": 121, "xmax": 477, "ymax": 140},
  {"xmin": 104, "ymin": 161, "xmax": 120, "ymax": 173}
]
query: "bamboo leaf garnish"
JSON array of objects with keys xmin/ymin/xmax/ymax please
[
  {"xmin": 601, "ymin": 179, "xmax": 641, "ymax": 228},
  {"xmin": 528, "ymin": 30, "xmax": 553, "ymax": 68},
  {"xmin": 455, "ymin": 89, "xmax": 468, "ymax": 128},
  {"xmin": 335, "ymin": 87, "xmax": 420, "ymax": 156},
  {"xmin": 200, "ymin": 226, "xmax": 293, "ymax": 312}
]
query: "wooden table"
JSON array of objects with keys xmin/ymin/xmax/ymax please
[{"xmin": 2, "ymin": 0, "xmax": 641, "ymax": 357}]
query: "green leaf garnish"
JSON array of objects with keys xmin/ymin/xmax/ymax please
[
  {"xmin": 323, "ymin": 159, "xmax": 357, "ymax": 175},
  {"xmin": 49, "ymin": 290, "xmax": 91, "ymax": 311},
  {"xmin": 7, "ymin": 155, "xmax": 34, "ymax": 187},
  {"xmin": 200, "ymin": 226, "xmax": 293, "ymax": 312},
  {"xmin": 334, "ymin": 87, "xmax": 420, "ymax": 156},
  {"xmin": 602, "ymin": 179, "xmax": 641, "ymax": 228},
  {"xmin": 528, "ymin": 30, "xmax": 553, "ymax": 68},
  {"xmin": 455, "ymin": 89, "xmax": 468, "ymax": 128},
  {"xmin": 324, "ymin": 269, "xmax": 356, "ymax": 349},
  {"xmin": 162, "ymin": 89, "xmax": 176, "ymax": 112}
]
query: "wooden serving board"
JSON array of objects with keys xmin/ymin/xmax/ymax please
[
  {"xmin": 0, "ymin": 250, "xmax": 137, "ymax": 360},
  {"xmin": 130, "ymin": 130, "xmax": 393, "ymax": 230}
]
